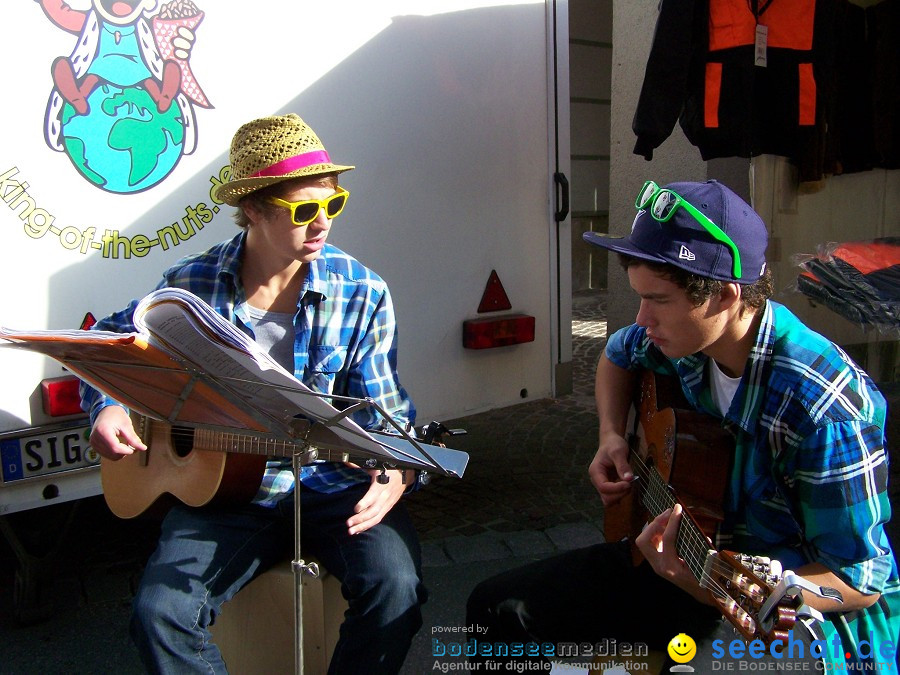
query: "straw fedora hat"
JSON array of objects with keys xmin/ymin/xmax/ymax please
[{"xmin": 213, "ymin": 114, "xmax": 354, "ymax": 206}]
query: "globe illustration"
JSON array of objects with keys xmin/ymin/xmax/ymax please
[{"xmin": 59, "ymin": 83, "xmax": 185, "ymax": 194}]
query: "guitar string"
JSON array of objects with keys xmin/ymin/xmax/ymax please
[
  {"xmin": 150, "ymin": 422, "xmax": 299, "ymax": 457},
  {"xmin": 147, "ymin": 422, "xmax": 354, "ymax": 466},
  {"xmin": 638, "ymin": 474, "xmax": 738, "ymax": 607},
  {"xmin": 629, "ymin": 448, "xmax": 780, "ymax": 627},
  {"xmin": 627, "ymin": 449, "xmax": 740, "ymax": 602},
  {"xmin": 632, "ymin": 455, "xmax": 715, "ymax": 578},
  {"xmin": 629, "ymin": 378, "xmax": 760, "ymax": 593},
  {"xmin": 629, "ymin": 447, "xmax": 780, "ymax": 639},
  {"xmin": 631, "ymin": 452, "xmax": 747, "ymax": 595}
]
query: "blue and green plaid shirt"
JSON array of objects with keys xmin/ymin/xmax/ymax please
[
  {"xmin": 81, "ymin": 231, "xmax": 416, "ymax": 504},
  {"xmin": 606, "ymin": 300, "xmax": 898, "ymax": 670}
]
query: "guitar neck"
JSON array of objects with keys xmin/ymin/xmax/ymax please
[
  {"xmin": 628, "ymin": 447, "xmax": 713, "ymax": 583},
  {"xmin": 150, "ymin": 420, "xmax": 352, "ymax": 465}
]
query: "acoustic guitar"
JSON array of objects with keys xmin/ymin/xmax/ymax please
[
  {"xmin": 101, "ymin": 414, "xmax": 354, "ymax": 519},
  {"xmin": 604, "ymin": 370, "xmax": 832, "ymax": 646}
]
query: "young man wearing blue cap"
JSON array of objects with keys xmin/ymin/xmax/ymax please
[{"xmin": 467, "ymin": 180, "xmax": 897, "ymax": 671}]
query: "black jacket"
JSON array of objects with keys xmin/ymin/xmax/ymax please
[{"xmin": 632, "ymin": 0, "xmax": 836, "ymax": 182}]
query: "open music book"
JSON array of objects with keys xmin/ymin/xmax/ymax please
[{"xmin": 0, "ymin": 288, "xmax": 468, "ymax": 478}]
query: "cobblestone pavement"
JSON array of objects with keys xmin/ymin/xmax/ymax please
[{"xmin": 405, "ymin": 290, "xmax": 608, "ymax": 548}]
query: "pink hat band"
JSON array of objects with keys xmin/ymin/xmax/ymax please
[
  {"xmin": 213, "ymin": 114, "xmax": 354, "ymax": 206},
  {"xmin": 250, "ymin": 150, "xmax": 332, "ymax": 178}
]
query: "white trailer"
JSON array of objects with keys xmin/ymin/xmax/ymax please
[{"xmin": 0, "ymin": 0, "xmax": 571, "ymax": 620}]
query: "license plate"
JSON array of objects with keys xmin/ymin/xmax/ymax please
[{"xmin": 0, "ymin": 424, "xmax": 98, "ymax": 483}]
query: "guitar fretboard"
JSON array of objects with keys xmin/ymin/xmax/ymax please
[
  {"xmin": 628, "ymin": 448, "xmax": 712, "ymax": 583},
  {"xmin": 153, "ymin": 421, "xmax": 350, "ymax": 464},
  {"xmin": 194, "ymin": 428, "xmax": 302, "ymax": 458}
]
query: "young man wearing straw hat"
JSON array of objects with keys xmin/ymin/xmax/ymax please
[
  {"xmin": 82, "ymin": 114, "xmax": 425, "ymax": 673},
  {"xmin": 466, "ymin": 180, "xmax": 897, "ymax": 671}
]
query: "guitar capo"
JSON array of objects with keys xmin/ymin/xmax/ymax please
[{"xmin": 757, "ymin": 571, "xmax": 843, "ymax": 633}]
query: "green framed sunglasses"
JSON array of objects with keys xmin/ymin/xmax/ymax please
[{"xmin": 635, "ymin": 180, "xmax": 743, "ymax": 280}]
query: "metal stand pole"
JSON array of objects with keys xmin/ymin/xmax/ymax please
[{"xmin": 292, "ymin": 450, "xmax": 320, "ymax": 675}]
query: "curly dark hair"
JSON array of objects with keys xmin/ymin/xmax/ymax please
[{"xmin": 617, "ymin": 254, "xmax": 773, "ymax": 314}]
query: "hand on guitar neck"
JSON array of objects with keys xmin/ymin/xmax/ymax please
[
  {"xmin": 344, "ymin": 421, "xmax": 464, "ymax": 536},
  {"xmin": 90, "ymin": 405, "xmax": 148, "ymax": 460},
  {"xmin": 636, "ymin": 503, "xmax": 714, "ymax": 606}
]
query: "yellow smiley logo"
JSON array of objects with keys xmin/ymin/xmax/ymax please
[{"xmin": 666, "ymin": 633, "xmax": 697, "ymax": 664}]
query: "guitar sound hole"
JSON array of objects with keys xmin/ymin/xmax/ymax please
[{"xmin": 171, "ymin": 426, "xmax": 195, "ymax": 458}]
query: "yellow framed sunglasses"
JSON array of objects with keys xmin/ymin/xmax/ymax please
[{"xmin": 265, "ymin": 187, "xmax": 349, "ymax": 226}]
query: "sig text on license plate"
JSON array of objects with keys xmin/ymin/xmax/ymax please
[{"xmin": 1, "ymin": 426, "xmax": 98, "ymax": 483}]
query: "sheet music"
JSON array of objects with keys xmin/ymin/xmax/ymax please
[
  {"xmin": 0, "ymin": 288, "xmax": 468, "ymax": 476},
  {"xmin": 133, "ymin": 290, "xmax": 394, "ymax": 456}
]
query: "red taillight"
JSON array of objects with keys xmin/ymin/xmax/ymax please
[
  {"xmin": 41, "ymin": 376, "xmax": 84, "ymax": 417},
  {"xmin": 462, "ymin": 314, "xmax": 535, "ymax": 349}
]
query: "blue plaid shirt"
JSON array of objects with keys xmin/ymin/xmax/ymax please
[
  {"xmin": 81, "ymin": 231, "xmax": 416, "ymax": 504},
  {"xmin": 606, "ymin": 301, "xmax": 898, "ymax": 670}
]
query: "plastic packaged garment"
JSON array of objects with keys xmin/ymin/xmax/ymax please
[{"xmin": 794, "ymin": 238, "xmax": 900, "ymax": 336}]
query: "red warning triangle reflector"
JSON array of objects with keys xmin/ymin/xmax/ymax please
[
  {"xmin": 477, "ymin": 270, "xmax": 512, "ymax": 313},
  {"xmin": 80, "ymin": 312, "xmax": 97, "ymax": 331}
]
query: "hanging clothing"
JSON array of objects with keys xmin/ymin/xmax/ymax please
[{"xmin": 632, "ymin": 0, "xmax": 838, "ymax": 182}]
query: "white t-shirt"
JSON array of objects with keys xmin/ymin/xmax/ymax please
[{"xmin": 709, "ymin": 358, "xmax": 741, "ymax": 416}]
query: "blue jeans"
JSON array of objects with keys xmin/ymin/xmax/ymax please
[{"xmin": 130, "ymin": 483, "xmax": 425, "ymax": 674}]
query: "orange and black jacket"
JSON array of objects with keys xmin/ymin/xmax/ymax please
[{"xmin": 632, "ymin": 0, "xmax": 836, "ymax": 181}]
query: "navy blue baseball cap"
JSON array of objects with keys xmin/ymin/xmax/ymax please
[{"xmin": 583, "ymin": 180, "xmax": 768, "ymax": 283}]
